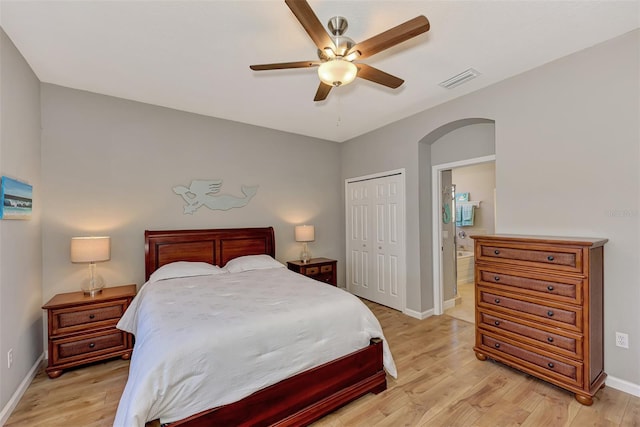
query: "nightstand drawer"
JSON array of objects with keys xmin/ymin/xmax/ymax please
[
  {"xmin": 287, "ymin": 258, "xmax": 337, "ymax": 286},
  {"xmin": 320, "ymin": 265, "xmax": 333, "ymax": 273},
  {"xmin": 50, "ymin": 300, "xmax": 128, "ymax": 336},
  {"xmin": 43, "ymin": 284, "xmax": 136, "ymax": 378},
  {"xmin": 51, "ymin": 329, "xmax": 129, "ymax": 365},
  {"xmin": 305, "ymin": 266, "xmax": 320, "ymax": 275}
]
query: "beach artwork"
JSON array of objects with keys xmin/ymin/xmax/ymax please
[{"xmin": 1, "ymin": 176, "xmax": 33, "ymax": 220}]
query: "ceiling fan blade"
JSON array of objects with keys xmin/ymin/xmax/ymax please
[
  {"xmin": 356, "ymin": 63, "xmax": 404, "ymax": 89},
  {"xmin": 250, "ymin": 61, "xmax": 320, "ymax": 71},
  {"xmin": 314, "ymin": 82, "xmax": 333, "ymax": 101},
  {"xmin": 348, "ymin": 15, "xmax": 430, "ymax": 60},
  {"xmin": 285, "ymin": 0, "xmax": 337, "ymax": 53}
]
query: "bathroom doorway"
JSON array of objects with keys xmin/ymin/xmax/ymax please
[{"xmin": 432, "ymin": 156, "xmax": 496, "ymax": 322}]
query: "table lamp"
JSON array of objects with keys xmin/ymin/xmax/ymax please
[
  {"xmin": 71, "ymin": 236, "xmax": 111, "ymax": 296},
  {"xmin": 295, "ymin": 225, "xmax": 315, "ymax": 263}
]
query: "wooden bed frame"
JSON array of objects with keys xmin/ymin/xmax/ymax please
[{"xmin": 144, "ymin": 227, "xmax": 387, "ymax": 426}]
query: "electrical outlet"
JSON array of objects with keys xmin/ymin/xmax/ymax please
[
  {"xmin": 7, "ymin": 349, "xmax": 13, "ymax": 368},
  {"xmin": 616, "ymin": 332, "xmax": 629, "ymax": 349}
]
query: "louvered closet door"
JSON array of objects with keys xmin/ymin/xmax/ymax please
[{"xmin": 346, "ymin": 172, "xmax": 405, "ymax": 311}]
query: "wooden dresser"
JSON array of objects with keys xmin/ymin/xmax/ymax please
[
  {"xmin": 471, "ymin": 235, "xmax": 606, "ymax": 405},
  {"xmin": 287, "ymin": 258, "xmax": 337, "ymax": 286},
  {"xmin": 42, "ymin": 284, "xmax": 136, "ymax": 378}
]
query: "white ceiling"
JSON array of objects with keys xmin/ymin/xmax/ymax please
[{"xmin": 1, "ymin": 1, "xmax": 638, "ymax": 142}]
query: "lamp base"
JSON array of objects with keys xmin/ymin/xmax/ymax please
[
  {"xmin": 300, "ymin": 243, "xmax": 311, "ymax": 264},
  {"xmin": 83, "ymin": 288, "xmax": 103, "ymax": 297}
]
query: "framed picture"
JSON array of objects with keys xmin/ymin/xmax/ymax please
[{"xmin": 0, "ymin": 176, "xmax": 33, "ymax": 220}]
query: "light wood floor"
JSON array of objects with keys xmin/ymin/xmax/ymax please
[{"xmin": 6, "ymin": 301, "xmax": 640, "ymax": 427}]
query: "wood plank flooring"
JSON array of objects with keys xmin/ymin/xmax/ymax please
[{"xmin": 6, "ymin": 301, "xmax": 639, "ymax": 426}]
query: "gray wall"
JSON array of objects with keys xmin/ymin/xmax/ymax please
[
  {"xmin": 341, "ymin": 30, "xmax": 640, "ymax": 386},
  {"xmin": 40, "ymin": 84, "xmax": 343, "ymax": 304},
  {"xmin": 0, "ymin": 29, "xmax": 43, "ymax": 415}
]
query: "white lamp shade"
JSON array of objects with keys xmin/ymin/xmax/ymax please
[
  {"xmin": 71, "ymin": 236, "xmax": 111, "ymax": 263},
  {"xmin": 295, "ymin": 225, "xmax": 315, "ymax": 242},
  {"xmin": 318, "ymin": 59, "xmax": 357, "ymax": 87}
]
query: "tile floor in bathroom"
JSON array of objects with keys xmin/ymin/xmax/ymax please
[{"xmin": 445, "ymin": 281, "xmax": 475, "ymax": 324}]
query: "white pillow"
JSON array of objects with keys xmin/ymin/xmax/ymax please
[
  {"xmin": 224, "ymin": 254, "xmax": 284, "ymax": 273},
  {"xmin": 149, "ymin": 261, "xmax": 225, "ymax": 283}
]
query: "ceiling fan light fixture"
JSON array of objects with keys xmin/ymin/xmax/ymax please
[{"xmin": 318, "ymin": 59, "xmax": 357, "ymax": 87}]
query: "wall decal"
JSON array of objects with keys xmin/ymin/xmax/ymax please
[
  {"xmin": 1, "ymin": 176, "xmax": 33, "ymax": 220},
  {"xmin": 173, "ymin": 179, "xmax": 258, "ymax": 214}
]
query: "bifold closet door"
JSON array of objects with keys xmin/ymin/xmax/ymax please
[{"xmin": 346, "ymin": 172, "xmax": 405, "ymax": 311}]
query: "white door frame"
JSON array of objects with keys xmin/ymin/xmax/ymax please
[
  {"xmin": 431, "ymin": 155, "xmax": 495, "ymax": 315},
  {"xmin": 345, "ymin": 168, "xmax": 406, "ymax": 312}
]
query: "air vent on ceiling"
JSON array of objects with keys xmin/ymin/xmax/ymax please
[{"xmin": 439, "ymin": 68, "xmax": 481, "ymax": 89}]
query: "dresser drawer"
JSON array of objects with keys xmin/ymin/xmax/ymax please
[
  {"xmin": 479, "ymin": 310, "xmax": 581, "ymax": 359},
  {"xmin": 477, "ymin": 242, "xmax": 583, "ymax": 273},
  {"xmin": 480, "ymin": 333, "xmax": 582, "ymax": 386},
  {"xmin": 50, "ymin": 300, "xmax": 128, "ymax": 336},
  {"xmin": 478, "ymin": 289, "xmax": 581, "ymax": 331},
  {"xmin": 51, "ymin": 329, "xmax": 129, "ymax": 365},
  {"xmin": 478, "ymin": 267, "xmax": 582, "ymax": 304}
]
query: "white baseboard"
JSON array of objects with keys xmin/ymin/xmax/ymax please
[
  {"xmin": 606, "ymin": 375, "xmax": 640, "ymax": 397},
  {"xmin": 0, "ymin": 352, "xmax": 44, "ymax": 426},
  {"xmin": 443, "ymin": 298, "xmax": 457, "ymax": 310},
  {"xmin": 404, "ymin": 307, "xmax": 434, "ymax": 320}
]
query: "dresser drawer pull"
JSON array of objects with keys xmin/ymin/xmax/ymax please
[
  {"xmin": 494, "ymin": 298, "xmax": 501, "ymax": 304},
  {"xmin": 89, "ymin": 314, "xmax": 95, "ymax": 319},
  {"xmin": 89, "ymin": 342, "xmax": 96, "ymax": 348},
  {"xmin": 547, "ymin": 337, "xmax": 554, "ymax": 343},
  {"xmin": 547, "ymin": 311, "xmax": 554, "ymax": 317},
  {"xmin": 494, "ymin": 276, "xmax": 500, "ymax": 281},
  {"xmin": 548, "ymin": 362, "xmax": 555, "ymax": 369},
  {"xmin": 494, "ymin": 343, "xmax": 501, "ymax": 349},
  {"xmin": 494, "ymin": 320, "xmax": 501, "ymax": 326},
  {"xmin": 547, "ymin": 256, "xmax": 555, "ymax": 261},
  {"xmin": 494, "ymin": 250, "xmax": 500, "ymax": 255},
  {"xmin": 547, "ymin": 285, "xmax": 554, "ymax": 291}
]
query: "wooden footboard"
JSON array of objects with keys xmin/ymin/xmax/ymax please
[{"xmin": 167, "ymin": 338, "xmax": 386, "ymax": 427}]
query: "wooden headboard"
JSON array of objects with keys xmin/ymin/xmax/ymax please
[{"xmin": 144, "ymin": 227, "xmax": 276, "ymax": 280}]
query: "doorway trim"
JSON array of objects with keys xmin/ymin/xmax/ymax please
[{"xmin": 431, "ymin": 155, "xmax": 495, "ymax": 315}]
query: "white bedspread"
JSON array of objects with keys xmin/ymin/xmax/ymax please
[{"xmin": 114, "ymin": 268, "xmax": 396, "ymax": 426}]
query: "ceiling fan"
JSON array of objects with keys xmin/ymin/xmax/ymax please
[{"xmin": 249, "ymin": 0, "xmax": 430, "ymax": 102}]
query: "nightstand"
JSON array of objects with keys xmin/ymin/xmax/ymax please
[
  {"xmin": 42, "ymin": 284, "xmax": 136, "ymax": 378},
  {"xmin": 287, "ymin": 258, "xmax": 337, "ymax": 286}
]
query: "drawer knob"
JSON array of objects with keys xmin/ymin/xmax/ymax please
[
  {"xmin": 89, "ymin": 342, "xmax": 96, "ymax": 348},
  {"xmin": 494, "ymin": 343, "xmax": 501, "ymax": 349},
  {"xmin": 547, "ymin": 311, "xmax": 554, "ymax": 317},
  {"xmin": 547, "ymin": 285, "xmax": 554, "ymax": 291},
  {"xmin": 547, "ymin": 337, "xmax": 554, "ymax": 343},
  {"xmin": 494, "ymin": 298, "xmax": 501, "ymax": 304},
  {"xmin": 494, "ymin": 276, "xmax": 500, "ymax": 281},
  {"xmin": 494, "ymin": 320, "xmax": 501, "ymax": 326},
  {"xmin": 494, "ymin": 250, "xmax": 500, "ymax": 255},
  {"xmin": 547, "ymin": 256, "xmax": 555, "ymax": 261},
  {"xmin": 548, "ymin": 362, "xmax": 555, "ymax": 369},
  {"xmin": 89, "ymin": 314, "xmax": 95, "ymax": 319}
]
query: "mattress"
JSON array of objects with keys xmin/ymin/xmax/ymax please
[{"xmin": 114, "ymin": 267, "xmax": 396, "ymax": 426}]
